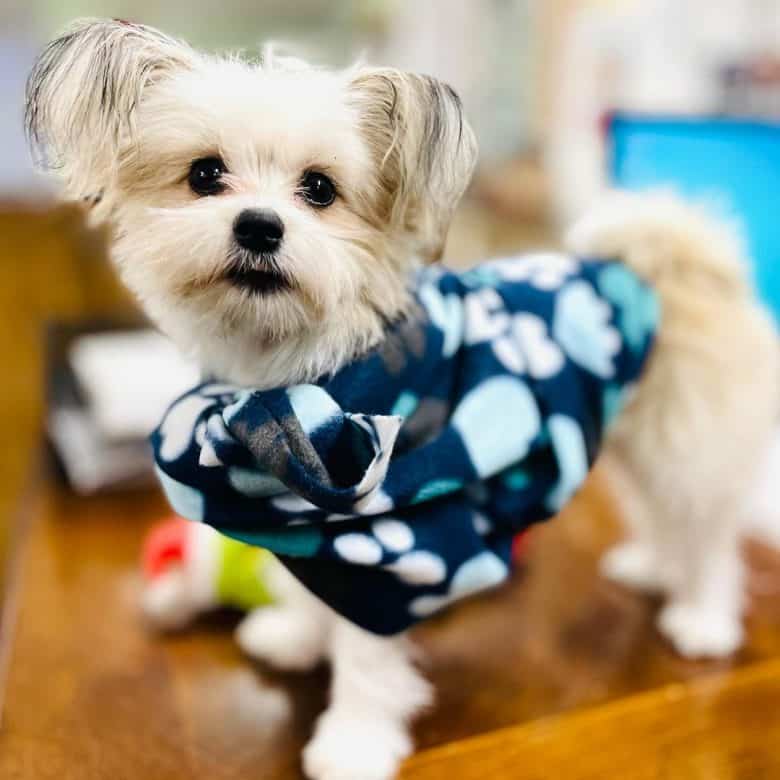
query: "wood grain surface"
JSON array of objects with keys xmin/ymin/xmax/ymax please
[{"xmin": 403, "ymin": 656, "xmax": 780, "ymax": 780}]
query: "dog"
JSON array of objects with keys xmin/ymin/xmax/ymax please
[{"xmin": 26, "ymin": 19, "xmax": 779, "ymax": 780}]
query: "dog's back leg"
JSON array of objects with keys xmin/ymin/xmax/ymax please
[{"xmin": 599, "ymin": 452, "xmax": 674, "ymax": 594}]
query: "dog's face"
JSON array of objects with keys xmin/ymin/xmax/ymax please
[{"xmin": 26, "ymin": 20, "xmax": 477, "ymax": 384}]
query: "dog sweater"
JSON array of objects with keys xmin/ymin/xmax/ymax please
[{"xmin": 151, "ymin": 253, "xmax": 658, "ymax": 634}]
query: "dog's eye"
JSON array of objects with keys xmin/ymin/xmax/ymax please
[
  {"xmin": 300, "ymin": 171, "xmax": 336, "ymax": 208},
  {"xmin": 189, "ymin": 157, "xmax": 227, "ymax": 196}
]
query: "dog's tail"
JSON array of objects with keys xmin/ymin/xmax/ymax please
[
  {"xmin": 565, "ymin": 191, "xmax": 753, "ymax": 299},
  {"xmin": 564, "ymin": 190, "xmax": 779, "ymax": 383}
]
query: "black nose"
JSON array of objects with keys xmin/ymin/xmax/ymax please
[{"xmin": 233, "ymin": 208, "xmax": 284, "ymax": 253}]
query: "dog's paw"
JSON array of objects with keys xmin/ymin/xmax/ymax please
[
  {"xmin": 303, "ymin": 712, "xmax": 411, "ymax": 780},
  {"xmin": 657, "ymin": 602, "xmax": 744, "ymax": 659},
  {"xmin": 600, "ymin": 541, "xmax": 664, "ymax": 593},
  {"xmin": 235, "ymin": 606, "xmax": 325, "ymax": 671}
]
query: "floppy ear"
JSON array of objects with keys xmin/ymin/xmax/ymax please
[
  {"xmin": 349, "ymin": 68, "xmax": 478, "ymax": 262},
  {"xmin": 25, "ymin": 18, "xmax": 195, "ymax": 212}
]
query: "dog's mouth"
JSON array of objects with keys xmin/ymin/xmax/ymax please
[{"xmin": 224, "ymin": 262, "xmax": 292, "ymax": 295}]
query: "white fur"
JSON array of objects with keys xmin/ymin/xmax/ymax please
[
  {"xmin": 569, "ymin": 192, "xmax": 780, "ymax": 659},
  {"xmin": 235, "ymin": 561, "xmax": 330, "ymax": 672},
  {"xmin": 745, "ymin": 428, "xmax": 780, "ymax": 547},
  {"xmin": 237, "ymin": 561, "xmax": 432, "ymax": 780},
  {"xmin": 28, "ymin": 19, "xmax": 780, "ymax": 778}
]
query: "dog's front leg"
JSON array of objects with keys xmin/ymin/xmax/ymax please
[
  {"xmin": 303, "ymin": 616, "xmax": 432, "ymax": 780},
  {"xmin": 235, "ymin": 560, "xmax": 330, "ymax": 672}
]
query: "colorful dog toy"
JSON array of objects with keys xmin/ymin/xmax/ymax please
[{"xmin": 141, "ymin": 515, "xmax": 276, "ymax": 629}]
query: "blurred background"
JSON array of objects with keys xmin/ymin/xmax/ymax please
[
  {"xmin": 5, "ymin": 0, "xmax": 780, "ymax": 213},
  {"xmin": 3, "ymin": 2, "xmax": 780, "ymax": 775}
]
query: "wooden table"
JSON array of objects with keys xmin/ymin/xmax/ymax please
[{"xmin": 3, "ymin": 466, "xmax": 780, "ymax": 780}]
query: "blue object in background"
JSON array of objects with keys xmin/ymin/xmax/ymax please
[{"xmin": 609, "ymin": 114, "xmax": 780, "ymax": 320}]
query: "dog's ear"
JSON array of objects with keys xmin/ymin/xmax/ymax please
[
  {"xmin": 25, "ymin": 18, "xmax": 195, "ymax": 210},
  {"xmin": 349, "ymin": 68, "xmax": 478, "ymax": 262}
]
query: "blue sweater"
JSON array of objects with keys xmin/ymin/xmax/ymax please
[{"xmin": 151, "ymin": 253, "xmax": 658, "ymax": 634}]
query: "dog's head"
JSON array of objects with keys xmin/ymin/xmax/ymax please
[{"xmin": 26, "ymin": 19, "xmax": 477, "ymax": 383}]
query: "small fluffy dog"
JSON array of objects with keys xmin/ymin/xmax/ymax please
[{"xmin": 26, "ymin": 19, "xmax": 779, "ymax": 780}]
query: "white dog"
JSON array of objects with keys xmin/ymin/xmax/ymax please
[{"xmin": 26, "ymin": 19, "xmax": 779, "ymax": 780}]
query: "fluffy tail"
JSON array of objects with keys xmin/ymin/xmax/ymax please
[{"xmin": 565, "ymin": 191, "xmax": 752, "ymax": 297}]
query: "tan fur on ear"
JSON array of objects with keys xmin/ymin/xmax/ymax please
[
  {"xmin": 349, "ymin": 68, "xmax": 478, "ymax": 262},
  {"xmin": 25, "ymin": 18, "xmax": 195, "ymax": 218}
]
